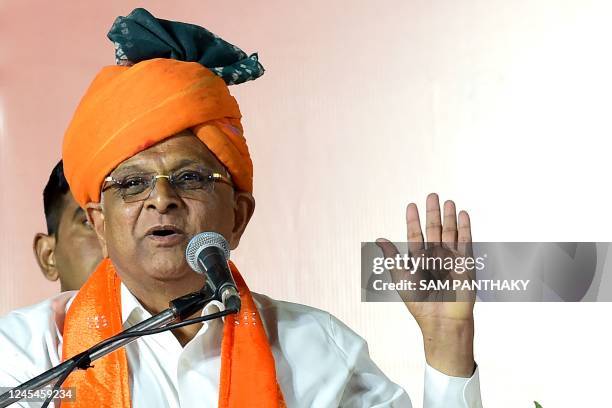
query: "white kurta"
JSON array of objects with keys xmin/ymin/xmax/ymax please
[{"xmin": 0, "ymin": 286, "xmax": 482, "ymax": 407}]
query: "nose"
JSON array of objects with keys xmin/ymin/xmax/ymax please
[{"xmin": 144, "ymin": 177, "xmax": 181, "ymax": 213}]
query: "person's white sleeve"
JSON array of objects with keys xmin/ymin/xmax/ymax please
[
  {"xmin": 0, "ymin": 314, "xmax": 55, "ymax": 408},
  {"xmin": 0, "ymin": 295, "xmax": 69, "ymax": 408},
  {"xmin": 331, "ymin": 315, "xmax": 413, "ymax": 407},
  {"xmin": 423, "ymin": 362, "xmax": 483, "ymax": 408}
]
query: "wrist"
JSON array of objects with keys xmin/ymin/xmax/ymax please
[{"xmin": 421, "ymin": 318, "xmax": 475, "ymax": 377}]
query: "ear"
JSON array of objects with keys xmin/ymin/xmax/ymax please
[
  {"xmin": 229, "ymin": 192, "xmax": 255, "ymax": 250},
  {"xmin": 33, "ymin": 233, "xmax": 59, "ymax": 282},
  {"xmin": 85, "ymin": 202, "xmax": 109, "ymax": 257}
]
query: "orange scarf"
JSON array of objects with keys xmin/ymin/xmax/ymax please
[{"xmin": 61, "ymin": 258, "xmax": 285, "ymax": 407}]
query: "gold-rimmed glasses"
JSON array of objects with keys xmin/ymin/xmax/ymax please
[{"xmin": 102, "ymin": 167, "xmax": 233, "ymax": 203}]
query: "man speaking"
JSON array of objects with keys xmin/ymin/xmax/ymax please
[{"xmin": 0, "ymin": 8, "xmax": 482, "ymax": 407}]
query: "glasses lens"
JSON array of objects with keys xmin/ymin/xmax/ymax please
[
  {"xmin": 172, "ymin": 169, "xmax": 216, "ymax": 200},
  {"xmin": 172, "ymin": 170, "xmax": 212, "ymax": 190},
  {"xmin": 119, "ymin": 176, "xmax": 153, "ymax": 203}
]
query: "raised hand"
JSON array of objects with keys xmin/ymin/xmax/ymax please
[{"xmin": 377, "ymin": 193, "xmax": 476, "ymax": 377}]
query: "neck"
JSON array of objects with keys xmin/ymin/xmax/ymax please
[{"xmin": 121, "ymin": 272, "xmax": 207, "ymax": 346}]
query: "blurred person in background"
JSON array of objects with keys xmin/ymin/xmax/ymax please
[{"xmin": 33, "ymin": 160, "xmax": 103, "ymax": 291}]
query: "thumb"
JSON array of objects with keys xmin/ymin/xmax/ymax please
[
  {"xmin": 375, "ymin": 238, "xmax": 418, "ymax": 303},
  {"xmin": 375, "ymin": 238, "xmax": 399, "ymax": 259}
]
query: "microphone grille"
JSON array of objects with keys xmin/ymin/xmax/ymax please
[{"xmin": 185, "ymin": 232, "xmax": 230, "ymax": 274}]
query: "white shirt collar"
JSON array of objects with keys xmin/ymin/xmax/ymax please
[{"xmin": 120, "ymin": 282, "xmax": 226, "ymax": 329}]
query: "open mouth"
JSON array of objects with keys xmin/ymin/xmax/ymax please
[
  {"xmin": 146, "ymin": 225, "xmax": 185, "ymax": 239},
  {"xmin": 152, "ymin": 229, "xmax": 176, "ymax": 237}
]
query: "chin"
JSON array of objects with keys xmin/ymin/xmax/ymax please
[
  {"xmin": 147, "ymin": 269, "xmax": 190, "ymax": 282},
  {"xmin": 144, "ymin": 254, "xmax": 195, "ymax": 281}
]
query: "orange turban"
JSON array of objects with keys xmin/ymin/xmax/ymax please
[{"xmin": 62, "ymin": 58, "xmax": 253, "ymax": 207}]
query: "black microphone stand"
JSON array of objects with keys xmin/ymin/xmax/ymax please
[{"xmin": 0, "ymin": 282, "xmax": 235, "ymax": 408}]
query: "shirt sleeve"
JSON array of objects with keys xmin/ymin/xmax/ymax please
[
  {"xmin": 331, "ymin": 315, "xmax": 413, "ymax": 407},
  {"xmin": 330, "ymin": 314, "xmax": 483, "ymax": 408},
  {"xmin": 0, "ymin": 293, "xmax": 73, "ymax": 408},
  {"xmin": 0, "ymin": 315, "xmax": 56, "ymax": 408},
  {"xmin": 423, "ymin": 363, "xmax": 483, "ymax": 408}
]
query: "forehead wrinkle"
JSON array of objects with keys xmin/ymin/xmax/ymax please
[
  {"xmin": 111, "ymin": 148, "xmax": 164, "ymax": 175},
  {"xmin": 112, "ymin": 138, "xmax": 226, "ymax": 176},
  {"xmin": 114, "ymin": 154, "xmax": 220, "ymax": 175}
]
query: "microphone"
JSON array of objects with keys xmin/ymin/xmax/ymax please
[{"xmin": 185, "ymin": 232, "xmax": 241, "ymax": 311}]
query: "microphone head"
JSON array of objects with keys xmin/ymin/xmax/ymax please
[{"xmin": 185, "ymin": 232, "xmax": 231, "ymax": 274}]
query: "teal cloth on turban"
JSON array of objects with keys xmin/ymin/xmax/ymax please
[{"xmin": 107, "ymin": 8, "xmax": 264, "ymax": 85}]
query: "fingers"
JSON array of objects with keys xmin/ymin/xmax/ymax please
[
  {"xmin": 457, "ymin": 210, "xmax": 473, "ymax": 257},
  {"xmin": 425, "ymin": 193, "xmax": 442, "ymax": 244},
  {"xmin": 453, "ymin": 211, "xmax": 475, "ymax": 302},
  {"xmin": 406, "ymin": 203, "xmax": 424, "ymax": 256},
  {"xmin": 442, "ymin": 200, "xmax": 458, "ymax": 248}
]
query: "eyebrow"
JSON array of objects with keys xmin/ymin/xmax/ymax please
[
  {"xmin": 112, "ymin": 158, "xmax": 220, "ymax": 175},
  {"xmin": 173, "ymin": 159, "xmax": 214, "ymax": 169},
  {"xmin": 110, "ymin": 164, "xmax": 151, "ymax": 175}
]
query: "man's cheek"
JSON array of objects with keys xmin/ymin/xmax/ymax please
[
  {"xmin": 192, "ymin": 204, "xmax": 232, "ymax": 231},
  {"xmin": 105, "ymin": 222, "xmax": 133, "ymax": 256}
]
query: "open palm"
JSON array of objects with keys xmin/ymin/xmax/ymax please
[{"xmin": 377, "ymin": 193, "xmax": 476, "ymax": 376}]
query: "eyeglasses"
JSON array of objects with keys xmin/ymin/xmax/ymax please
[{"xmin": 102, "ymin": 167, "xmax": 233, "ymax": 203}]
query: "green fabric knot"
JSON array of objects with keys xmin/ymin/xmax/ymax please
[{"xmin": 107, "ymin": 8, "xmax": 264, "ymax": 85}]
